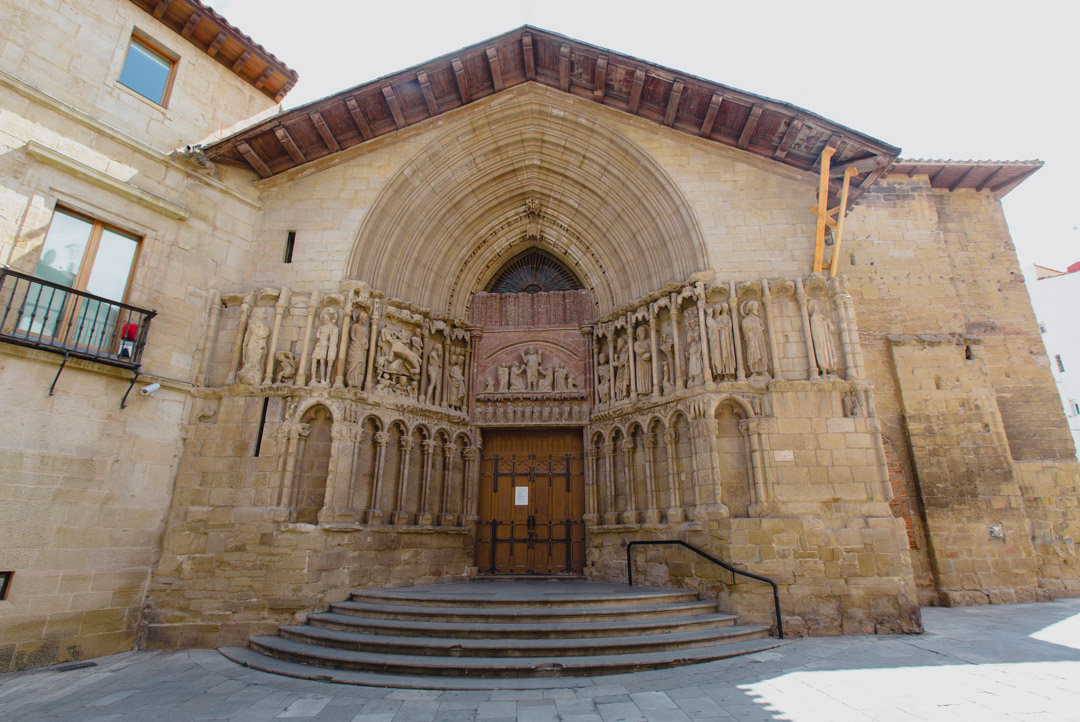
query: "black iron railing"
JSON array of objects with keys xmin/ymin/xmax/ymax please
[
  {"xmin": 0, "ymin": 267, "xmax": 156, "ymax": 405},
  {"xmin": 627, "ymin": 539, "xmax": 784, "ymax": 639}
]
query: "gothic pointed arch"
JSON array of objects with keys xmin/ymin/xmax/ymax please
[
  {"xmin": 486, "ymin": 248, "xmax": 582, "ymax": 294},
  {"xmin": 346, "ymin": 86, "xmax": 708, "ymax": 318}
]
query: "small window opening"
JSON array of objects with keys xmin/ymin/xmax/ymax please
[
  {"xmin": 1039, "ymin": 321, "xmax": 1047, "ymax": 333},
  {"xmin": 118, "ymin": 35, "xmax": 175, "ymax": 106},
  {"xmin": 0, "ymin": 571, "xmax": 12, "ymax": 601},
  {"xmin": 964, "ymin": 345, "xmax": 973, "ymax": 360},
  {"xmin": 254, "ymin": 397, "xmax": 270, "ymax": 456},
  {"xmin": 1071, "ymin": 401, "xmax": 1079, "ymax": 416},
  {"xmin": 1056, "ymin": 354, "xmax": 1065, "ymax": 373},
  {"xmin": 284, "ymin": 231, "xmax": 296, "ymax": 263}
]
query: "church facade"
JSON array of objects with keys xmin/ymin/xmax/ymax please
[{"xmin": 2, "ymin": 0, "xmax": 1078, "ymax": 672}]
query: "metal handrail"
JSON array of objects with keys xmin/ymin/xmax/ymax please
[{"xmin": 626, "ymin": 539, "xmax": 784, "ymax": 639}]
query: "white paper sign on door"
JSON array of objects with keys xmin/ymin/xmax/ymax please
[{"xmin": 514, "ymin": 486, "xmax": 529, "ymax": 506}]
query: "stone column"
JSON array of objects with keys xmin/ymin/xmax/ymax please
[
  {"xmin": 627, "ymin": 319, "xmax": 638, "ymax": 403},
  {"xmin": 842, "ymin": 281, "xmax": 867, "ymax": 379},
  {"xmin": 440, "ymin": 336, "xmax": 450, "ymax": 407},
  {"xmin": 580, "ymin": 324, "xmax": 594, "ymax": 408},
  {"xmin": 742, "ymin": 418, "xmax": 769, "ymax": 516},
  {"xmin": 794, "ymin": 278, "xmax": 819, "ymax": 381},
  {"xmin": 696, "ymin": 282, "xmax": 713, "ymax": 385},
  {"xmin": 263, "ymin": 289, "xmax": 290, "ymax": 385},
  {"xmin": 227, "ymin": 293, "xmax": 252, "ymax": 384},
  {"xmin": 671, "ymin": 295, "xmax": 685, "ymax": 390},
  {"xmin": 275, "ymin": 421, "xmax": 310, "ymax": 511},
  {"xmin": 363, "ymin": 299, "xmax": 381, "ymax": 391},
  {"xmin": 333, "ymin": 291, "xmax": 354, "ymax": 388},
  {"xmin": 319, "ymin": 422, "xmax": 357, "ymax": 525},
  {"xmin": 366, "ymin": 431, "xmax": 388, "ymax": 524},
  {"xmin": 689, "ymin": 417, "xmax": 721, "ymax": 517},
  {"xmin": 392, "ymin": 436, "xmax": 413, "ymax": 525},
  {"xmin": 196, "ymin": 291, "xmax": 221, "ymax": 386},
  {"xmin": 584, "ymin": 445, "xmax": 599, "ymax": 522},
  {"xmin": 664, "ymin": 428, "xmax": 684, "ymax": 523},
  {"xmin": 602, "ymin": 441, "xmax": 618, "ymax": 525},
  {"xmin": 761, "ymin": 280, "xmax": 782, "ymax": 380},
  {"xmin": 295, "ymin": 293, "xmax": 320, "ymax": 387},
  {"xmin": 417, "ymin": 439, "xmax": 437, "ymax": 526},
  {"xmin": 729, "ymin": 282, "xmax": 745, "ymax": 382},
  {"xmin": 643, "ymin": 433, "xmax": 660, "ymax": 523},
  {"xmin": 620, "ymin": 438, "xmax": 638, "ymax": 524},
  {"xmin": 607, "ymin": 335, "xmax": 616, "ymax": 408},
  {"xmin": 462, "ymin": 446, "xmax": 480, "ymax": 523},
  {"xmin": 347, "ymin": 428, "xmax": 369, "ymax": 510},
  {"xmin": 439, "ymin": 444, "xmax": 458, "ymax": 526}
]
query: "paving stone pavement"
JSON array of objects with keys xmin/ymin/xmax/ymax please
[{"xmin": 3, "ymin": 599, "xmax": 1080, "ymax": 721}]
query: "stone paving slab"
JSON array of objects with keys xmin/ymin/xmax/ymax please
[{"xmin": 2, "ymin": 599, "xmax": 1080, "ymax": 721}]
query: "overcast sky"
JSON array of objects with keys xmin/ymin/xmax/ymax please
[{"xmin": 214, "ymin": 0, "xmax": 1078, "ymax": 270}]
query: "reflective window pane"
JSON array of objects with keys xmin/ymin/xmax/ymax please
[
  {"xmin": 85, "ymin": 228, "xmax": 138, "ymax": 301},
  {"xmin": 35, "ymin": 210, "xmax": 93, "ymax": 288},
  {"xmin": 118, "ymin": 38, "xmax": 172, "ymax": 105}
]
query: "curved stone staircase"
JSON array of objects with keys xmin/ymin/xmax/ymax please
[{"xmin": 220, "ymin": 579, "xmax": 783, "ymax": 687}]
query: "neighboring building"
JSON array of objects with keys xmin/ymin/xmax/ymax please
[
  {"xmin": 1026, "ymin": 262, "xmax": 1080, "ymax": 452},
  {"xmin": 2, "ymin": 0, "xmax": 1079, "ymax": 673}
]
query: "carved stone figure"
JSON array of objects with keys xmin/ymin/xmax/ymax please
[
  {"xmin": 685, "ymin": 322, "xmax": 703, "ymax": 387},
  {"xmin": 633, "ymin": 325, "xmax": 652, "ymax": 395},
  {"xmin": 237, "ymin": 318, "xmax": 269, "ymax": 385},
  {"xmin": 447, "ymin": 357, "xmax": 466, "ymax": 409},
  {"xmin": 522, "ymin": 347, "xmax": 542, "ymax": 390},
  {"xmin": 273, "ymin": 351, "xmax": 297, "ymax": 385},
  {"xmin": 345, "ymin": 311, "xmax": 369, "ymax": 388},
  {"xmin": 424, "ymin": 344, "xmax": 442, "ymax": 404},
  {"xmin": 809, "ymin": 299, "xmax": 838, "ymax": 377},
  {"xmin": 375, "ymin": 324, "xmax": 422, "ymax": 396},
  {"xmin": 554, "ymin": 362, "xmax": 569, "ymax": 392},
  {"xmin": 566, "ymin": 371, "xmax": 580, "ymax": 392},
  {"xmin": 706, "ymin": 304, "xmax": 736, "ymax": 379},
  {"xmin": 509, "ymin": 362, "xmax": 526, "ymax": 392},
  {"xmin": 537, "ymin": 364, "xmax": 554, "ymax": 392},
  {"xmin": 484, "ymin": 377, "xmax": 495, "ymax": 393},
  {"xmin": 310, "ymin": 308, "xmax": 339, "ymax": 387},
  {"xmin": 844, "ymin": 392, "xmax": 863, "ymax": 417},
  {"xmin": 740, "ymin": 300, "xmax": 769, "ymax": 377},
  {"xmin": 596, "ymin": 351, "xmax": 611, "ymax": 404},
  {"xmin": 659, "ymin": 331, "xmax": 674, "ymax": 393},
  {"xmin": 613, "ymin": 336, "xmax": 630, "ymax": 400},
  {"xmin": 497, "ymin": 364, "xmax": 510, "ymax": 393}
]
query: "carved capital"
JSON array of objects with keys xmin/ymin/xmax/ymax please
[
  {"xmin": 601, "ymin": 442, "xmax": 615, "ymax": 457},
  {"xmin": 399, "ymin": 437, "xmax": 414, "ymax": 451},
  {"xmin": 443, "ymin": 443, "xmax": 458, "ymax": 458},
  {"xmin": 621, "ymin": 439, "xmax": 635, "ymax": 453},
  {"xmin": 374, "ymin": 431, "xmax": 389, "ymax": 447},
  {"xmin": 421, "ymin": 439, "xmax": 438, "ymax": 455},
  {"xmin": 462, "ymin": 447, "xmax": 480, "ymax": 461},
  {"xmin": 664, "ymin": 428, "xmax": 678, "ymax": 446},
  {"xmin": 585, "ymin": 446, "xmax": 599, "ymax": 460},
  {"xmin": 644, "ymin": 433, "xmax": 658, "ymax": 449}
]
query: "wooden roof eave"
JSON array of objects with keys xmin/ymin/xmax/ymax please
[{"xmin": 203, "ymin": 26, "xmax": 900, "ymax": 195}]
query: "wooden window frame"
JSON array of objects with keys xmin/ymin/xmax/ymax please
[{"xmin": 119, "ymin": 33, "xmax": 178, "ymax": 108}]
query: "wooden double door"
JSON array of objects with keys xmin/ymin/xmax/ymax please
[{"xmin": 476, "ymin": 429, "xmax": 586, "ymax": 575}]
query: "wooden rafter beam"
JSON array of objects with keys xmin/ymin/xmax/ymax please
[
  {"xmin": 417, "ymin": 72, "xmax": 439, "ymax": 117},
  {"xmin": 929, "ymin": 165, "xmax": 950, "ymax": 184},
  {"xmin": 254, "ymin": 68, "xmax": 273, "ymax": 90},
  {"xmin": 309, "ymin": 111, "xmax": 340, "ymax": 152},
  {"xmin": 813, "ymin": 146, "xmax": 836, "ymax": 274},
  {"xmin": 181, "ymin": 12, "xmax": 201, "ymax": 38},
  {"xmin": 593, "ymin": 55, "xmax": 608, "ymax": 102},
  {"xmin": 153, "ymin": 0, "xmax": 171, "ymax": 19},
  {"xmin": 522, "ymin": 33, "xmax": 535, "ymax": 81},
  {"xmin": 274, "ymin": 126, "xmax": 306, "ymax": 165},
  {"xmin": 207, "ymin": 32, "xmax": 227, "ymax": 58},
  {"xmin": 558, "ymin": 44, "xmax": 572, "ymax": 91},
  {"xmin": 948, "ymin": 164, "xmax": 977, "ymax": 191},
  {"xmin": 485, "ymin": 46, "xmax": 504, "ymax": 91},
  {"xmin": 975, "ymin": 165, "xmax": 1004, "ymax": 192},
  {"xmin": 274, "ymin": 82, "xmax": 294, "ymax": 104},
  {"xmin": 699, "ymin": 92, "xmax": 723, "ymax": 137},
  {"xmin": 991, "ymin": 166, "xmax": 1040, "ymax": 194},
  {"xmin": 451, "ymin": 58, "xmax": 470, "ymax": 103},
  {"xmin": 663, "ymin": 80, "xmax": 684, "ymax": 127},
  {"xmin": 628, "ymin": 68, "xmax": 645, "ymax": 114},
  {"xmin": 737, "ymin": 104, "xmax": 763, "ymax": 149},
  {"xmin": 345, "ymin": 98, "xmax": 373, "ymax": 140},
  {"xmin": 828, "ymin": 166, "xmax": 858, "ymax": 278},
  {"xmin": 236, "ymin": 141, "xmax": 271, "ymax": 178},
  {"xmin": 382, "ymin": 86, "xmax": 406, "ymax": 129},
  {"xmin": 774, "ymin": 119, "xmax": 803, "ymax": 160},
  {"xmin": 231, "ymin": 50, "xmax": 251, "ymax": 73},
  {"xmin": 812, "ymin": 133, "xmax": 844, "ymax": 173}
]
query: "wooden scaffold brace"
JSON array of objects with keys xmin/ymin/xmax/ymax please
[{"xmin": 809, "ymin": 146, "xmax": 859, "ymax": 277}]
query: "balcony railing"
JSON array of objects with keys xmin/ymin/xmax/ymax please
[{"xmin": 0, "ymin": 267, "xmax": 155, "ymax": 403}]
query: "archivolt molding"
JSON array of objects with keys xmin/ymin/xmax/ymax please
[{"xmin": 346, "ymin": 88, "xmax": 708, "ymax": 317}]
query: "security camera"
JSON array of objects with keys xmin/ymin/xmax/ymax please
[{"xmin": 140, "ymin": 382, "xmax": 161, "ymax": 397}]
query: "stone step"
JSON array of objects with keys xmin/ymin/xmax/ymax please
[
  {"xmin": 328, "ymin": 599, "xmax": 719, "ymax": 624},
  {"xmin": 350, "ymin": 586, "xmax": 700, "ymax": 609},
  {"xmin": 305, "ymin": 611, "xmax": 738, "ymax": 639},
  {"xmin": 244, "ymin": 632, "xmax": 784, "ymax": 678},
  {"xmin": 276, "ymin": 623, "xmax": 767, "ymax": 658}
]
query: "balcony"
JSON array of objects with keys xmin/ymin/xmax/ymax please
[{"xmin": 0, "ymin": 267, "xmax": 156, "ymax": 402}]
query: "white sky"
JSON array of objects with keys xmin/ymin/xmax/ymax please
[{"xmin": 214, "ymin": 0, "xmax": 1079, "ymax": 270}]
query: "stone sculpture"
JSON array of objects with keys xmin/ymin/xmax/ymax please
[
  {"xmin": 497, "ymin": 363, "xmax": 510, "ymax": 393},
  {"xmin": 659, "ymin": 330, "xmax": 674, "ymax": 393},
  {"xmin": 740, "ymin": 300, "xmax": 769, "ymax": 378},
  {"xmin": 634, "ymin": 325, "xmax": 652, "ymax": 395},
  {"xmin": 706, "ymin": 304, "xmax": 736, "ymax": 379},
  {"xmin": 809, "ymin": 299, "xmax": 838, "ymax": 377},
  {"xmin": 447, "ymin": 356, "xmax": 466, "ymax": 409},
  {"xmin": 236, "ymin": 318, "xmax": 269, "ymax": 385},
  {"xmin": 374, "ymin": 324, "xmax": 422, "ymax": 397},
  {"xmin": 309, "ymin": 307, "xmax": 339, "ymax": 387},
  {"xmin": 522, "ymin": 347, "xmax": 542, "ymax": 391},
  {"xmin": 345, "ymin": 310, "xmax": 369, "ymax": 388},
  {"xmin": 509, "ymin": 362, "xmax": 526, "ymax": 392},
  {"xmin": 685, "ymin": 319, "xmax": 703, "ymax": 386},
  {"xmin": 424, "ymin": 344, "xmax": 442, "ymax": 405},
  {"xmin": 596, "ymin": 351, "xmax": 611, "ymax": 403},
  {"xmin": 273, "ymin": 351, "xmax": 296, "ymax": 385},
  {"xmin": 613, "ymin": 336, "xmax": 630, "ymax": 400}
]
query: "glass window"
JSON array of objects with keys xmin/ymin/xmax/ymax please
[
  {"xmin": 23, "ymin": 209, "xmax": 140, "ymax": 352},
  {"xmin": 118, "ymin": 36, "xmax": 174, "ymax": 105}
]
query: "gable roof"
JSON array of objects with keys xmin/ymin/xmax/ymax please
[{"xmin": 203, "ymin": 26, "xmax": 900, "ymax": 204}]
